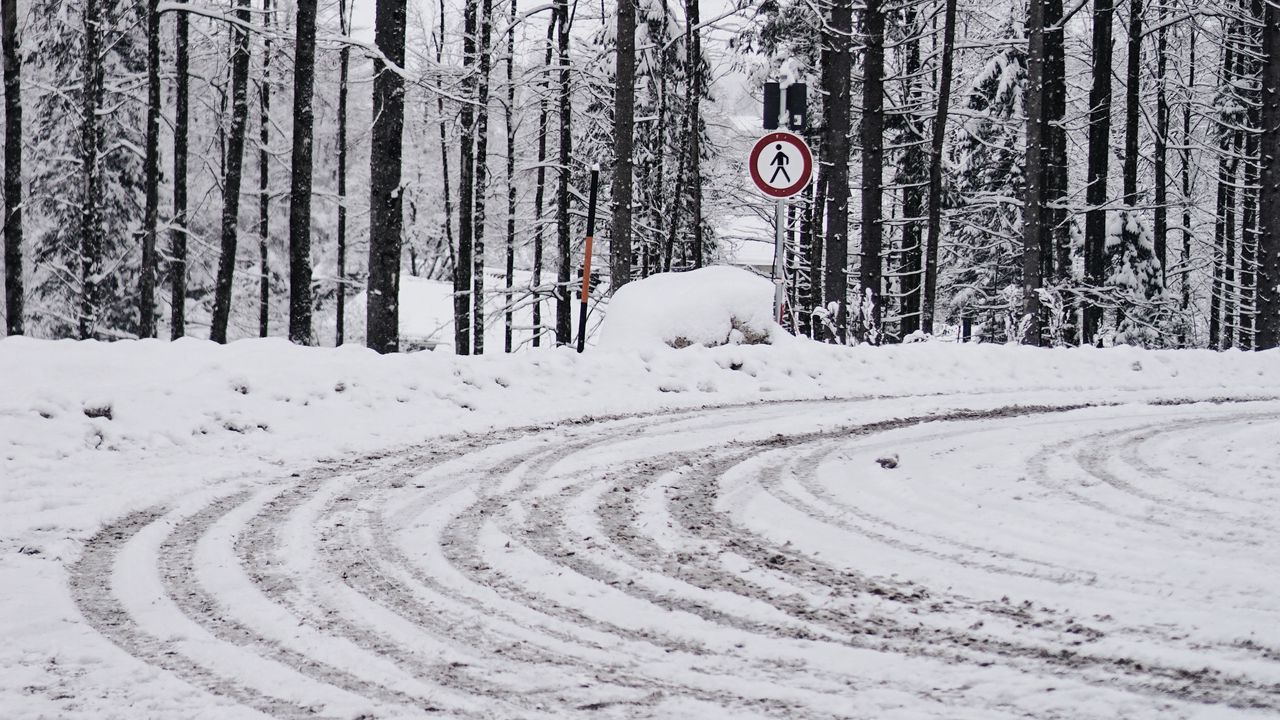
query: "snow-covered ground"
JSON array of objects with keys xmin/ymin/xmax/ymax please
[{"xmin": 3, "ymin": 269, "xmax": 1280, "ymax": 719}]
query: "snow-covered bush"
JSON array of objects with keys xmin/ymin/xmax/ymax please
[{"xmin": 597, "ymin": 266, "xmax": 785, "ymax": 350}]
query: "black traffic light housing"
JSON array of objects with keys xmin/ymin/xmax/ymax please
[
  {"xmin": 786, "ymin": 84, "xmax": 807, "ymax": 131},
  {"xmin": 763, "ymin": 82, "xmax": 781, "ymax": 130}
]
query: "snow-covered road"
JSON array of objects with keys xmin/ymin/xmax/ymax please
[{"xmin": 65, "ymin": 394, "xmax": 1280, "ymax": 719}]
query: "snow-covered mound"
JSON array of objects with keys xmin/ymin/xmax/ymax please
[{"xmin": 598, "ymin": 266, "xmax": 785, "ymax": 350}]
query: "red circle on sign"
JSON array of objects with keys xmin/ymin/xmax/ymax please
[{"xmin": 749, "ymin": 131, "xmax": 813, "ymax": 198}]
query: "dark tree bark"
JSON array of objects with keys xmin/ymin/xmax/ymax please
[
  {"xmin": 687, "ymin": 0, "xmax": 703, "ymax": 268},
  {"xmin": 1045, "ymin": 0, "xmax": 1068, "ymax": 287},
  {"xmin": 138, "ymin": 0, "xmax": 161, "ymax": 337},
  {"xmin": 258, "ymin": 0, "xmax": 272, "ymax": 339},
  {"xmin": 820, "ymin": 3, "xmax": 852, "ymax": 342},
  {"xmin": 79, "ymin": 0, "xmax": 105, "ymax": 339},
  {"xmin": 210, "ymin": 0, "xmax": 253, "ymax": 344},
  {"xmin": 336, "ymin": 0, "xmax": 350, "ymax": 345},
  {"xmin": 1022, "ymin": 0, "xmax": 1048, "ymax": 345},
  {"xmin": 2, "ymin": 0, "xmax": 23, "ymax": 335},
  {"xmin": 555, "ymin": 0, "xmax": 572, "ymax": 345},
  {"xmin": 504, "ymin": 0, "xmax": 517, "ymax": 352},
  {"xmin": 1153, "ymin": 0, "xmax": 1168, "ymax": 287},
  {"xmin": 473, "ymin": 0, "xmax": 493, "ymax": 354},
  {"xmin": 1224, "ymin": 123, "xmax": 1241, "ymax": 350},
  {"xmin": 899, "ymin": 9, "xmax": 924, "ymax": 337},
  {"xmin": 531, "ymin": 20, "xmax": 554, "ymax": 347},
  {"xmin": 1083, "ymin": 0, "xmax": 1114, "ymax": 345},
  {"xmin": 366, "ymin": 0, "xmax": 406, "ymax": 353},
  {"xmin": 920, "ymin": 0, "xmax": 956, "ymax": 335},
  {"xmin": 1122, "ymin": 0, "xmax": 1142, "ymax": 205},
  {"xmin": 1179, "ymin": 22, "xmax": 1195, "ymax": 346},
  {"xmin": 1260, "ymin": 0, "xmax": 1280, "ymax": 349},
  {"xmin": 287, "ymin": 0, "xmax": 317, "ymax": 344},
  {"xmin": 610, "ymin": 0, "xmax": 635, "ymax": 289},
  {"xmin": 455, "ymin": 0, "xmax": 477, "ymax": 354},
  {"xmin": 433, "ymin": 0, "xmax": 453, "ymax": 348},
  {"xmin": 855, "ymin": 0, "xmax": 882, "ymax": 342},
  {"xmin": 170, "ymin": 9, "xmax": 189, "ymax": 339}
]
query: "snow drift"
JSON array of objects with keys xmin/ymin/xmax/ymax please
[{"xmin": 597, "ymin": 266, "xmax": 785, "ymax": 350}]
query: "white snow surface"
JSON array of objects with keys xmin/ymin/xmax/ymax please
[
  {"xmin": 598, "ymin": 266, "xmax": 784, "ymax": 349},
  {"xmin": 3, "ymin": 333, "xmax": 1280, "ymax": 719}
]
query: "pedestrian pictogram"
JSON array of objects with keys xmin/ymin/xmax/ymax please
[{"xmin": 749, "ymin": 131, "xmax": 812, "ymax": 199}]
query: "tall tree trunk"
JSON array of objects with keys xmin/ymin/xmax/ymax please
[
  {"xmin": 2, "ymin": 0, "xmax": 23, "ymax": 335},
  {"xmin": 1224, "ymin": 125, "xmax": 1240, "ymax": 349},
  {"xmin": 504, "ymin": 0, "xmax": 517, "ymax": 353},
  {"xmin": 366, "ymin": 0, "xmax": 406, "ymax": 353},
  {"xmin": 1179, "ymin": 22, "xmax": 1195, "ymax": 346},
  {"xmin": 1242, "ymin": 0, "xmax": 1262, "ymax": 349},
  {"xmin": 472, "ymin": 0, "xmax": 493, "ymax": 354},
  {"xmin": 287, "ymin": 0, "xmax": 317, "ymax": 344},
  {"xmin": 1259, "ymin": 0, "xmax": 1280, "ymax": 349},
  {"xmin": 210, "ymin": 0, "xmax": 252, "ymax": 344},
  {"xmin": 433, "ymin": 0, "xmax": 453, "ymax": 348},
  {"xmin": 1153, "ymin": 0, "xmax": 1168, "ymax": 287},
  {"xmin": 1045, "ymin": 0, "xmax": 1068, "ymax": 288},
  {"xmin": 1123, "ymin": 0, "xmax": 1142, "ymax": 205},
  {"xmin": 611, "ymin": 0, "xmax": 635, "ymax": 289},
  {"xmin": 1083, "ymin": 0, "xmax": 1114, "ymax": 345},
  {"xmin": 555, "ymin": 0, "xmax": 572, "ymax": 345},
  {"xmin": 1022, "ymin": 0, "xmax": 1048, "ymax": 345},
  {"xmin": 856, "ymin": 0, "xmax": 882, "ymax": 343},
  {"xmin": 531, "ymin": 20, "xmax": 554, "ymax": 347},
  {"xmin": 336, "ymin": 0, "xmax": 350, "ymax": 344},
  {"xmin": 821, "ymin": 3, "xmax": 852, "ymax": 342},
  {"xmin": 138, "ymin": 0, "xmax": 161, "ymax": 337},
  {"xmin": 455, "ymin": 0, "xmax": 477, "ymax": 354},
  {"xmin": 687, "ymin": 0, "xmax": 703, "ymax": 268},
  {"xmin": 170, "ymin": 9, "xmax": 189, "ymax": 339},
  {"xmin": 79, "ymin": 0, "xmax": 104, "ymax": 339},
  {"xmin": 920, "ymin": 0, "xmax": 956, "ymax": 335},
  {"xmin": 899, "ymin": 8, "xmax": 923, "ymax": 337},
  {"xmin": 258, "ymin": 0, "xmax": 272, "ymax": 338}
]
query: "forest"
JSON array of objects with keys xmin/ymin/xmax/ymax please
[{"xmin": 0, "ymin": 0, "xmax": 1278, "ymax": 352}]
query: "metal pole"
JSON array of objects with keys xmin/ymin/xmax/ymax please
[
  {"xmin": 773, "ymin": 199, "xmax": 786, "ymax": 324},
  {"xmin": 576, "ymin": 166, "xmax": 600, "ymax": 353}
]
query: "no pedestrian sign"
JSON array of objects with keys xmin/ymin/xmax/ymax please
[{"xmin": 749, "ymin": 131, "xmax": 813, "ymax": 199}]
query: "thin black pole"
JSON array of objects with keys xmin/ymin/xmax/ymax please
[{"xmin": 577, "ymin": 167, "xmax": 600, "ymax": 352}]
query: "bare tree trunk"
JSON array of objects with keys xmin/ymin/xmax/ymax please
[
  {"xmin": 138, "ymin": 0, "xmax": 161, "ymax": 337},
  {"xmin": 920, "ymin": 0, "xmax": 956, "ymax": 335},
  {"xmin": 899, "ymin": 8, "xmax": 923, "ymax": 337},
  {"xmin": 687, "ymin": 0, "xmax": 702, "ymax": 268},
  {"xmin": 210, "ymin": 0, "xmax": 253, "ymax": 343},
  {"xmin": 455, "ymin": 0, "xmax": 477, "ymax": 355},
  {"xmin": 1123, "ymin": 0, "xmax": 1142, "ymax": 205},
  {"xmin": 1022, "ymin": 0, "xmax": 1048, "ymax": 345},
  {"xmin": 1083, "ymin": 0, "xmax": 1114, "ymax": 345},
  {"xmin": 286, "ymin": 0, "xmax": 317, "ymax": 344},
  {"xmin": 433, "ymin": 0, "xmax": 453, "ymax": 348},
  {"xmin": 504, "ymin": 0, "xmax": 517, "ymax": 353},
  {"xmin": 258, "ymin": 0, "xmax": 272, "ymax": 339},
  {"xmin": 531, "ymin": 20, "xmax": 554, "ymax": 347},
  {"xmin": 79, "ymin": 0, "xmax": 105, "ymax": 339},
  {"xmin": 473, "ymin": 0, "xmax": 493, "ymax": 354},
  {"xmin": 856, "ymin": 0, "xmax": 882, "ymax": 343},
  {"xmin": 1153, "ymin": 0, "xmax": 1168, "ymax": 287},
  {"xmin": 555, "ymin": 0, "xmax": 572, "ymax": 345},
  {"xmin": 1179, "ymin": 22, "xmax": 1195, "ymax": 346},
  {"xmin": 1046, "ymin": 0, "xmax": 1068, "ymax": 288},
  {"xmin": 2, "ymin": 0, "xmax": 23, "ymax": 335},
  {"xmin": 170, "ymin": 9, "xmax": 189, "ymax": 339},
  {"xmin": 336, "ymin": 0, "xmax": 350, "ymax": 345},
  {"xmin": 1259, "ymin": 0, "xmax": 1280, "ymax": 349},
  {"xmin": 611, "ymin": 0, "xmax": 636, "ymax": 289},
  {"xmin": 366, "ymin": 0, "xmax": 406, "ymax": 353}
]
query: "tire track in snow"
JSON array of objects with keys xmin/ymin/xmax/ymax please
[{"xmin": 70, "ymin": 396, "xmax": 1280, "ymax": 718}]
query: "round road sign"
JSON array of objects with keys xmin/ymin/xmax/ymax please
[{"xmin": 749, "ymin": 131, "xmax": 813, "ymax": 199}]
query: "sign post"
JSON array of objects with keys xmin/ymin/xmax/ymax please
[
  {"xmin": 576, "ymin": 165, "xmax": 600, "ymax": 353},
  {"xmin": 748, "ymin": 131, "xmax": 813, "ymax": 324}
]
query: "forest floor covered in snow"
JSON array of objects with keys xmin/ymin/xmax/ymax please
[{"xmin": 3, "ymin": 274, "xmax": 1280, "ymax": 718}]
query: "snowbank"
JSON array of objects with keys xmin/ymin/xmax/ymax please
[
  {"xmin": 598, "ymin": 266, "xmax": 786, "ymax": 349},
  {"xmin": 3, "ymin": 336, "xmax": 1278, "ymax": 479}
]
